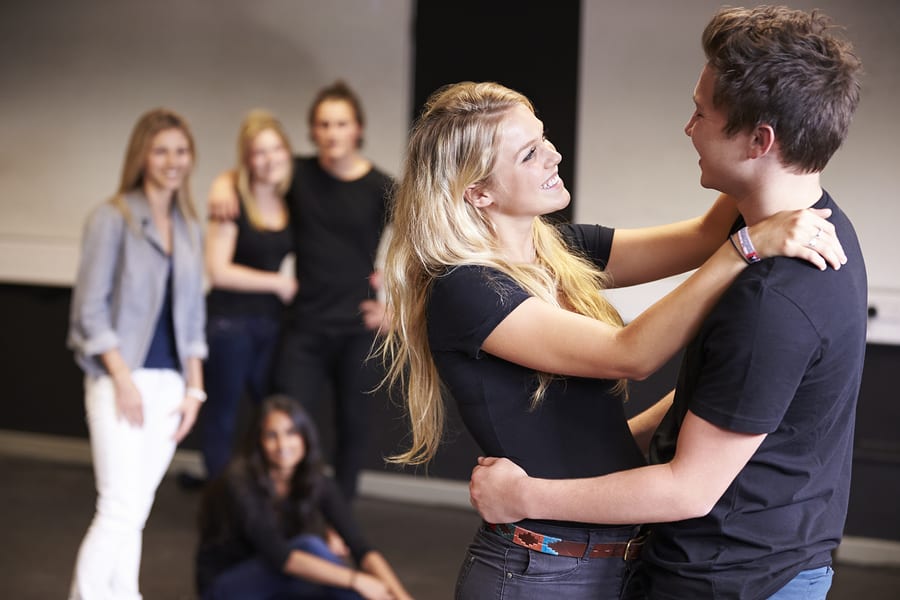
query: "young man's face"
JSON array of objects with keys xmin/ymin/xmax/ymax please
[
  {"xmin": 684, "ymin": 65, "xmax": 753, "ymax": 194},
  {"xmin": 310, "ymin": 99, "xmax": 362, "ymax": 163}
]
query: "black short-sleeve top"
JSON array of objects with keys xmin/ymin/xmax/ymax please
[{"xmin": 427, "ymin": 224, "xmax": 646, "ymax": 507}]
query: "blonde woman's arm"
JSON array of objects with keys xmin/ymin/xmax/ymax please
[
  {"xmin": 206, "ymin": 218, "xmax": 297, "ymax": 303},
  {"xmin": 173, "ymin": 356, "xmax": 204, "ymax": 442},
  {"xmin": 100, "ymin": 348, "xmax": 143, "ymax": 426},
  {"xmin": 606, "ymin": 193, "xmax": 844, "ymax": 287},
  {"xmin": 482, "ymin": 208, "xmax": 842, "ymax": 381},
  {"xmin": 606, "ymin": 193, "xmax": 739, "ymax": 287}
]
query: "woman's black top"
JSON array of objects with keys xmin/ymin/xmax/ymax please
[{"xmin": 195, "ymin": 467, "xmax": 372, "ymax": 592}]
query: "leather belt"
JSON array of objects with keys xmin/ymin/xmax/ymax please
[{"xmin": 486, "ymin": 522, "xmax": 645, "ymax": 560}]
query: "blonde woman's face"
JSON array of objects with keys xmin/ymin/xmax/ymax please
[
  {"xmin": 143, "ymin": 128, "xmax": 192, "ymax": 196},
  {"xmin": 481, "ymin": 104, "xmax": 569, "ymax": 220},
  {"xmin": 249, "ymin": 128, "xmax": 291, "ymax": 187}
]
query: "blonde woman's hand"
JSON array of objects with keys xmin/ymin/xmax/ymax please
[
  {"xmin": 112, "ymin": 372, "xmax": 144, "ymax": 427},
  {"xmin": 276, "ymin": 275, "xmax": 299, "ymax": 304},
  {"xmin": 172, "ymin": 395, "xmax": 203, "ymax": 442},
  {"xmin": 746, "ymin": 207, "xmax": 846, "ymax": 271}
]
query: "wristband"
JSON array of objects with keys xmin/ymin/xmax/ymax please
[
  {"xmin": 734, "ymin": 226, "xmax": 761, "ymax": 264},
  {"xmin": 185, "ymin": 387, "xmax": 207, "ymax": 402},
  {"xmin": 729, "ymin": 232, "xmax": 749, "ymax": 264}
]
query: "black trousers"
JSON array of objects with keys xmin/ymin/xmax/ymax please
[{"xmin": 272, "ymin": 325, "xmax": 384, "ymax": 500}]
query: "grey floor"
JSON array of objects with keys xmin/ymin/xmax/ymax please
[{"xmin": 2, "ymin": 455, "xmax": 899, "ymax": 599}]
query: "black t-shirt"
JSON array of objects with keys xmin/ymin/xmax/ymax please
[
  {"xmin": 643, "ymin": 191, "xmax": 868, "ymax": 599},
  {"xmin": 206, "ymin": 204, "xmax": 293, "ymax": 320},
  {"xmin": 286, "ymin": 156, "xmax": 391, "ymax": 334},
  {"xmin": 195, "ymin": 467, "xmax": 372, "ymax": 593},
  {"xmin": 427, "ymin": 223, "xmax": 646, "ymax": 530}
]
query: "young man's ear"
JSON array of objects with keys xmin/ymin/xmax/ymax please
[
  {"xmin": 749, "ymin": 124, "xmax": 776, "ymax": 158},
  {"xmin": 464, "ymin": 183, "xmax": 492, "ymax": 208}
]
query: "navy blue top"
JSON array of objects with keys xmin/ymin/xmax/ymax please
[
  {"xmin": 427, "ymin": 223, "xmax": 646, "ymax": 531},
  {"xmin": 143, "ymin": 261, "xmax": 179, "ymax": 370},
  {"xmin": 643, "ymin": 191, "xmax": 868, "ymax": 599}
]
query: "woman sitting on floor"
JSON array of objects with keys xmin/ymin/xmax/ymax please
[{"xmin": 195, "ymin": 394, "xmax": 412, "ymax": 600}]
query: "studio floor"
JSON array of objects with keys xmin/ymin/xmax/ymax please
[{"xmin": 2, "ymin": 454, "xmax": 899, "ymax": 599}]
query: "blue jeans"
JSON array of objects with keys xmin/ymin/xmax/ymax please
[
  {"xmin": 202, "ymin": 534, "xmax": 363, "ymax": 600},
  {"xmin": 768, "ymin": 566, "xmax": 834, "ymax": 599},
  {"xmin": 456, "ymin": 523, "xmax": 641, "ymax": 600},
  {"xmin": 618, "ymin": 563, "xmax": 834, "ymax": 599},
  {"xmin": 202, "ymin": 315, "xmax": 280, "ymax": 478}
]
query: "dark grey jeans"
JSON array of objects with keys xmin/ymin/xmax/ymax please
[{"xmin": 455, "ymin": 523, "xmax": 641, "ymax": 599}]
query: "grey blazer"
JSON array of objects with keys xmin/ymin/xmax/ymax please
[{"xmin": 68, "ymin": 190, "xmax": 207, "ymax": 378}]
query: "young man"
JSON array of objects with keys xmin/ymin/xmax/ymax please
[
  {"xmin": 206, "ymin": 81, "xmax": 393, "ymax": 500},
  {"xmin": 469, "ymin": 6, "xmax": 866, "ymax": 599}
]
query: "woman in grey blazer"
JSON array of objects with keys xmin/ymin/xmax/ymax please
[{"xmin": 67, "ymin": 108, "xmax": 207, "ymax": 600}]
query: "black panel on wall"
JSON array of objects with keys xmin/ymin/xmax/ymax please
[
  {"xmin": 413, "ymin": 0, "xmax": 581, "ymax": 223},
  {"xmin": 0, "ymin": 284, "xmax": 85, "ymax": 437},
  {"xmin": 398, "ymin": 0, "xmax": 582, "ymax": 479},
  {"xmin": 844, "ymin": 343, "xmax": 900, "ymax": 540}
]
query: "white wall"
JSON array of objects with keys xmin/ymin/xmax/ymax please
[
  {"xmin": 0, "ymin": 0, "xmax": 412, "ymax": 285},
  {"xmin": 577, "ymin": 1, "xmax": 900, "ymax": 320},
  {"xmin": 3, "ymin": 0, "xmax": 897, "ymax": 302}
]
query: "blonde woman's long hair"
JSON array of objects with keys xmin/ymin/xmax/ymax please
[
  {"xmin": 381, "ymin": 82, "xmax": 626, "ymax": 466},
  {"xmin": 235, "ymin": 109, "xmax": 293, "ymax": 229},
  {"xmin": 111, "ymin": 108, "xmax": 198, "ymax": 229}
]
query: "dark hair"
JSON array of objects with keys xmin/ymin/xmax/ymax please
[
  {"xmin": 242, "ymin": 395, "xmax": 326, "ymax": 518},
  {"xmin": 307, "ymin": 80, "xmax": 366, "ymax": 147},
  {"xmin": 702, "ymin": 5, "xmax": 862, "ymax": 173},
  {"xmin": 197, "ymin": 396, "xmax": 327, "ymax": 553}
]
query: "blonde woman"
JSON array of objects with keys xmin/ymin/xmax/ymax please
[
  {"xmin": 380, "ymin": 82, "xmax": 845, "ymax": 598},
  {"xmin": 208, "ymin": 82, "xmax": 393, "ymax": 500},
  {"xmin": 67, "ymin": 109, "xmax": 207, "ymax": 599},
  {"xmin": 199, "ymin": 110, "xmax": 297, "ymax": 481}
]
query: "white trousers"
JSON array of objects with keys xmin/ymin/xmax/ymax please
[{"xmin": 69, "ymin": 369, "xmax": 184, "ymax": 600}]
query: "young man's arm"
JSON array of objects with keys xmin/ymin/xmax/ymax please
[{"xmin": 470, "ymin": 410, "xmax": 765, "ymax": 524}]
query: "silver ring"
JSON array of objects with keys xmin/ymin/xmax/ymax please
[
  {"xmin": 808, "ymin": 238, "xmax": 819, "ymax": 249},
  {"xmin": 814, "ymin": 226, "xmax": 823, "ymax": 239}
]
